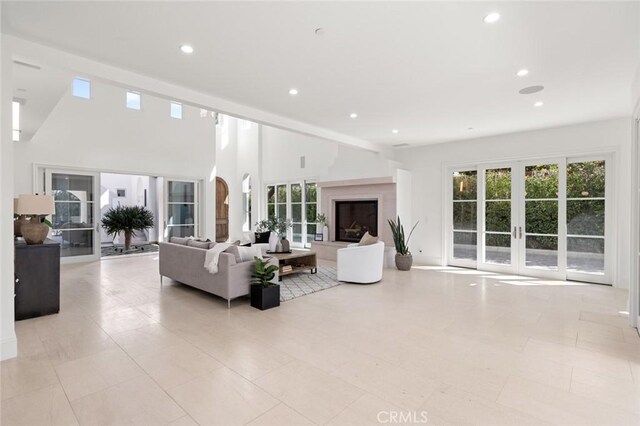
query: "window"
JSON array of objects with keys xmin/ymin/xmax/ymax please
[
  {"xmin": 170, "ymin": 101, "xmax": 183, "ymax": 119},
  {"xmin": 12, "ymin": 101, "xmax": 19, "ymax": 141},
  {"xmin": 242, "ymin": 174, "xmax": 252, "ymax": 232},
  {"xmin": 266, "ymin": 181, "xmax": 318, "ymax": 247},
  {"xmin": 305, "ymin": 182, "xmax": 318, "ymax": 245},
  {"xmin": 126, "ymin": 91, "xmax": 141, "ymax": 110},
  {"xmin": 72, "ymin": 77, "xmax": 91, "ymax": 99}
]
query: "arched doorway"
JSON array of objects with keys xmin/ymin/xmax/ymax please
[{"xmin": 216, "ymin": 177, "xmax": 229, "ymax": 242}]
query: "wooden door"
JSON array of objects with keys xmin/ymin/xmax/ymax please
[{"xmin": 216, "ymin": 177, "xmax": 229, "ymax": 242}]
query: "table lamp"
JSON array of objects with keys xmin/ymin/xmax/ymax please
[{"xmin": 16, "ymin": 194, "xmax": 55, "ymax": 244}]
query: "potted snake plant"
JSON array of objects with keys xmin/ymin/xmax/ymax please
[
  {"xmin": 388, "ymin": 217, "xmax": 419, "ymax": 271},
  {"xmin": 250, "ymin": 257, "xmax": 280, "ymax": 310}
]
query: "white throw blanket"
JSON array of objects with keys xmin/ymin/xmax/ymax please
[{"xmin": 204, "ymin": 243, "xmax": 231, "ymax": 274}]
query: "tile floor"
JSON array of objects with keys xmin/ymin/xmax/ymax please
[{"xmin": 2, "ymin": 255, "xmax": 639, "ymax": 425}]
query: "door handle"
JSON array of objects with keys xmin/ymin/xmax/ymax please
[{"xmin": 519, "ymin": 226, "xmax": 523, "ymax": 239}]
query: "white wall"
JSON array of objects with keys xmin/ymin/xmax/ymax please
[
  {"xmin": 261, "ymin": 126, "xmax": 397, "ymax": 184},
  {"xmin": 396, "ymin": 117, "xmax": 633, "ymax": 289},
  {"xmin": 215, "ymin": 116, "xmax": 261, "ymax": 241},
  {"xmin": 13, "ymin": 80, "xmax": 217, "ymax": 240},
  {"xmin": 1, "ymin": 24, "xmax": 18, "ymax": 360}
]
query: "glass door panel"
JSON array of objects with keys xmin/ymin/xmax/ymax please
[
  {"xmin": 522, "ymin": 164, "xmax": 560, "ymax": 271},
  {"xmin": 566, "ymin": 160, "xmax": 607, "ymax": 280},
  {"xmin": 165, "ymin": 180, "xmax": 197, "ymax": 239},
  {"xmin": 484, "ymin": 168, "xmax": 513, "ymax": 266},
  {"xmin": 451, "ymin": 170, "xmax": 478, "ymax": 264},
  {"xmin": 46, "ymin": 171, "xmax": 99, "ymax": 261}
]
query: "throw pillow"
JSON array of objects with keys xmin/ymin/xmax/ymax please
[
  {"xmin": 187, "ymin": 239, "xmax": 211, "ymax": 249},
  {"xmin": 358, "ymin": 232, "xmax": 379, "ymax": 246},
  {"xmin": 254, "ymin": 231, "xmax": 270, "ymax": 244},
  {"xmin": 170, "ymin": 237, "xmax": 190, "ymax": 245},
  {"xmin": 224, "ymin": 245, "xmax": 242, "ymax": 263},
  {"xmin": 237, "ymin": 245, "xmax": 263, "ymax": 262}
]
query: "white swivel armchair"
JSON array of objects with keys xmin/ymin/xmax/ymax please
[{"xmin": 337, "ymin": 241, "xmax": 385, "ymax": 284}]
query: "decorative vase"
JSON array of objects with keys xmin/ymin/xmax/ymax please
[
  {"xmin": 395, "ymin": 253, "xmax": 413, "ymax": 271},
  {"xmin": 281, "ymin": 237, "xmax": 290, "ymax": 252},
  {"xmin": 276, "ymin": 240, "xmax": 283, "ymax": 252},
  {"xmin": 322, "ymin": 225, "xmax": 329, "ymax": 242},
  {"xmin": 268, "ymin": 232, "xmax": 278, "ymax": 252},
  {"xmin": 21, "ymin": 221, "xmax": 49, "ymax": 245}
]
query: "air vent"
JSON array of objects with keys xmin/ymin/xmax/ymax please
[
  {"xmin": 392, "ymin": 143, "xmax": 409, "ymax": 148},
  {"xmin": 13, "ymin": 60, "xmax": 41, "ymax": 70}
]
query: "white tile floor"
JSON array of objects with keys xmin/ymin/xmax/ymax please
[{"xmin": 2, "ymin": 255, "xmax": 639, "ymax": 425}]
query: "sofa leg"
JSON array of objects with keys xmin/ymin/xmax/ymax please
[{"xmin": 160, "ymin": 275, "xmax": 163, "ymax": 289}]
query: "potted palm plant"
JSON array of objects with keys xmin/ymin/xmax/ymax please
[
  {"xmin": 250, "ymin": 257, "xmax": 280, "ymax": 310},
  {"xmin": 101, "ymin": 205, "xmax": 154, "ymax": 252},
  {"xmin": 388, "ymin": 217, "xmax": 419, "ymax": 271}
]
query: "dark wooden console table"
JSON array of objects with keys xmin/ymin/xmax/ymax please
[{"xmin": 15, "ymin": 238, "xmax": 60, "ymax": 320}]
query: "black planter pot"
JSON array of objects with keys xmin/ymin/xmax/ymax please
[{"xmin": 250, "ymin": 284, "xmax": 280, "ymax": 310}]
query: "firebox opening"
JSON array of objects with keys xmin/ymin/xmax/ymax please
[{"xmin": 335, "ymin": 200, "xmax": 378, "ymax": 242}]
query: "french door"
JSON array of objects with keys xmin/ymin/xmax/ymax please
[
  {"xmin": 450, "ymin": 156, "xmax": 611, "ymax": 284},
  {"xmin": 164, "ymin": 179, "xmax": 199, "ymax": 239},
  {"xmin": 45, "ymin": 169, "xmax": 100, "ymax": 262}
]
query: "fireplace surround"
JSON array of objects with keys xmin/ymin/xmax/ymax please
[{"xmin": 335, "ymin": 200, "xmax": 378, "ymax": 242}]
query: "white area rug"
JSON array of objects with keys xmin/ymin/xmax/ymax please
[{"xmin": 279, "ymin": 266, "xmax": 340, "ymax": 301}]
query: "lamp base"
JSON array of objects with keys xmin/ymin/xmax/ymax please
[
  {"xmin": 21, "ymin": 222, "xmax": 49, "ymax": 245},
  {"xmin": 14, "ymin": 216, "xmax": 29, "ymax": 238}
]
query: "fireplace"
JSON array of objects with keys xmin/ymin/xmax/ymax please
[{"xmin": 335, "ymin": 200, "xmax": 378, "ymax": 242}]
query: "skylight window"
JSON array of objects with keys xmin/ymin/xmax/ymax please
[
  {"xmin": 12, "ymin": 101, "xmax": 20, "ymax": 141},
  {"xmin": 126, "ymin": 91, "xmax": 141, "ymax": 110},
  {"xmin": 72, "ymin": 77, "xmax": 91, "ymax": 99},
  {"xmin": 170, "ymin": 101, "xmax": 183, "ymax": 119}
]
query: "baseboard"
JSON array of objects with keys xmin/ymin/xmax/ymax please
[
  {"xmin": 1, "ymin": 335, "xmax": 17, "ymax": 360},
  {"xmin": 412, "ymin": 255, "xmax": 442, "ymax": 266}
]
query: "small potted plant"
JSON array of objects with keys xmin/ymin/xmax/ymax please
[
  {"xmin": 250, "ymin": 257, "xmax": 280, "ymax": 310},
  {"xmin": 315, "ymin": 213, "xmax": 329, "ymax": 241},
  {"xmin": 388, "ymin": 216, "xmax": 419, "ymax": 271}
]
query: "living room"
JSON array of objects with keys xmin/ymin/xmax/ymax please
[{"xmin": 2, "ymin": 2, "xmax": 640, "ymax": 426}]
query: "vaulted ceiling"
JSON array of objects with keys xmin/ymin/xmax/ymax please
[{"xmin": 3, "ymin": 1, "xmax": 639, "ymax": 147}]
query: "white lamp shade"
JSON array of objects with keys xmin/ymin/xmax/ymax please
[{"xmin": 16, "ymin": 194, "xmax": 55, "ymax": 215}]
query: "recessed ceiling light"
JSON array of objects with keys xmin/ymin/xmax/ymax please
[
  {"xmin": 534, "ymin": 101, "xmax": 544, "ymax": 107},
  {"xmin": 315, "ymin": 28, "xmax": 325, "ymax": 36},
  {"xmin": 392, "ymin": 129, "xmax": 399, "ymax": 134},
  {"xmin": 180, "ymin": 44, "xmax": 194, "ymax": 54},
  {"xmin": 483, "ymin": 12, "xmax": 500, "ymax": 23},
  {"xmin": 350, "ymin": 113, "xmax": 358, "ymax": 119},
  {"xmin": 289, "ymin": 88, "xmax": 298, "ymax": 95},
  {"xmin": 517, "ymin": 69, "xmax": 529, "ymax": 77},
  {"xmin": 467, "ymin": 127, "xmax": 474, "ymax": 131}
]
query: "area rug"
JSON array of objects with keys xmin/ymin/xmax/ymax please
[
  {"xmin": 279, "ymin": 266, "xmax": 340, "ymax": 302},
  {"xmin": 101, "ymin": 243, "xmax": 159, "ymax": 257}
]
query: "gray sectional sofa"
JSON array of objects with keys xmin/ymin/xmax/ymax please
[{"xmin": 159, "ymin": 237, "xmax": 278, "ymax": 308}]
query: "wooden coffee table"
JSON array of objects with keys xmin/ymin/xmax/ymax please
[{"xmin": 267, "ymin": 251, "xmax": 317, "ymax": 281}]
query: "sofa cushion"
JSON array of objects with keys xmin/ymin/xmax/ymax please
[
  {"xmin": 358, "ymin": 232, "xmax": 379, "ymax": 246},
  {"xmin": 187, "ymin": 239, "xmax": 211, "ymax": 249},
  {"xmin": 254, "ymin": 231, "xmax": 271, "ymax": 244},
  {"xmin": 170, "ymin": 237, "xmax": 190, "ymax": 245}
]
